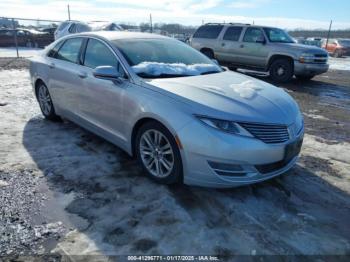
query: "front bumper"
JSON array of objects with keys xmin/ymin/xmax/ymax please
[
  {"xmin": 294, "ymin": 61, "xmax": 329, "ymax": 76},
  {"xmin": 177, "ymin": 120, "xmax": 303, "ymax": 188}
]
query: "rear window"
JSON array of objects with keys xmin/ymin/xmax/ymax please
[
  {"xmin": 193, "ymin": 25, "xmax": 223, "ymax": 39},
  {"xmin": 223, "ymin": 26, "xmax": 243, "ymax": 41}
]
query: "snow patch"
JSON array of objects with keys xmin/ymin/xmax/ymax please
[
  {"xmin": 230, "ymin": 80, "xmax": 263, "ymax": 99},
  {"xmin": 132, "ymin": 62, "xmax": 219, "ymax": 76}
]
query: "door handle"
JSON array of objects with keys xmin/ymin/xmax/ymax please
[
  {"xmin": 49, "ymin": 63, "xmax": 55, "ymax": 69},
  {"xmin": 78, "ymin": 72, "xmax": 88, "ymax": 79},
  {"xmin": 239, "ymin": 44, "xmax": 244, "ymax": 48},
  {"xmin": 221, "ymin": 42, "xmax": 225, "ymax": 47}
]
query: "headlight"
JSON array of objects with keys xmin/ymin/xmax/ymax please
[
  {"xmin": 195, "ymin": 116, "xmax": 253, "ymax": 137},
  {"xmin": 299, "ymin": 53, "xmax": 314, "ymax": 63}
]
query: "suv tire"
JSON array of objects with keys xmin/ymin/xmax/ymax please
[
  {"xmin": 269, "ymin": 58, "xmax": 293, "ymax": 83},
  {"xmin": 201, "ymin": 49, "xmax": 214, "ymax": 59}
]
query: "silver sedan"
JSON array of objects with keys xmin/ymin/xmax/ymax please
[{"xmin": 29, "ymin": 31, "xmax": 304, "ymax": 188}]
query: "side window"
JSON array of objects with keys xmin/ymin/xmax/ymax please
[
  {"xmin": 243, "ymin": 28, "xmax": 265, "ymax": 43},
  {"xmin": 83, "ymin": 38, "xmax": 125, "ymax": 76},
  {"xmin": 223, "ymin": 26, "xmax": 243, "ymax": 41},
  {"xmin": 193, "ymin": 25, "xmax": 224, "ymax": 39},
  {"xmin": 68, "ymin": 23, "xmax": 76, "ymax": 33},
  {"xmin": 56, "ymin": 38, "xmax": 83, "ymax": 63},
  {"xmin": 47, "ymin": 40, "xmax": 64, "ymax": 57},
  {"xmin": 76, "ymin": 24, "xmax": 90, "ymax": 33}
]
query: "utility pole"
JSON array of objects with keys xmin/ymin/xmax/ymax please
[
  {"xmin": 325, "ymin": 20, "xmax": 332, "ymax": 49},
  {"xmin": 67, "ymin": 4, "xmax": 71, "ymax": 20},
  {"xmin": 12, "ymin": 18, "xmax": 19, "ymax": 58},
  {"xmin": 150, "ymin": 13, "xmax": 153, "ymax": 33}
]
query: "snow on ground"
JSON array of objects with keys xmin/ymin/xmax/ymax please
[
  {"xmin": 328, "ymin": 56, "xmax": 350, "ymax": 71},
  {"xmin": 0, "ymin": 66, "xmax": 350, "ymax": 257},
  {"xmin": 0, "ymin": 47, "xmax": 42, "ymax": 58}
]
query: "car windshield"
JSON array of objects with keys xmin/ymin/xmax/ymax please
[
  {"xmin": 339, "ymin": 40, "xmax": 350, "ymax": 47},
  {"xmin": 263, "ymin": 28, "xmax": 294, "ymax": 43},
  {"xmin": 112, "ymin": 38, "xmax": 222, "ymax": 78}
]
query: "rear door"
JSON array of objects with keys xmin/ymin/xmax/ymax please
[
  {"xmin": 47, "ymin": 37, "xmax": 85, "ymax": 116},
  {"xmin": 191, "ymin": 25, "xmax": 223, "ymax": 54},
  {"xmin": 215, "ymin": 26, "xmax": 243, "ymax": 63},
  {"xmin": 236, "ymin": 27, "xmax": 269, "ymax": 68}
]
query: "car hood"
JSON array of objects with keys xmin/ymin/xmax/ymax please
[
  {"xmin": 275, "ymin": 42, "xmax": 327, "ymax": 54},
  {"xmin": 144, "ymin": 71, "xmax": 300, "ymax": 125}
]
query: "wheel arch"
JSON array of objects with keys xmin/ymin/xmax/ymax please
[
  {"xmin": 267, "ymin": 54, "xmax": 294, "ymax": 70},
  {"xmin": 130, "ymin": 117, "xmax": 178, "ymax": 157}
]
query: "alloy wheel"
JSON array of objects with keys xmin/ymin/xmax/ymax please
[
  {"xmin": 139, "ymin": 129, "xmax": 174, "ymax": 178},
  {"xmin": 38, "ymin": 85, "xmax": 52, "ymax": 116}
]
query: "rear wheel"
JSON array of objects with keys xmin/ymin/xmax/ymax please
[
  {"xmin": 136, "ymin": 121, "xmax": 183, "ymax": 184},
  {"xmin": 269, "ymin": 58, "xmax": 293, "ymax": 83},
  {"xmin": 36, "ymin": 83, "xmax": 60, "ymax": 121},
  {"xmin": 201, "ymin": 49, "xmax": 214, "ymax": 59},
  {"xmin": 334, "ymin": 49, "xmax": 342, "ymax": 58}
]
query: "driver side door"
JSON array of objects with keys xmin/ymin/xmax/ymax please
[
  {"xmin": 236, "ymin": 27, "xmax": 269, "ymax": 68},
  {"xmin": 77, "ymin": 38, "xmax": 129, "ymax": 144}
]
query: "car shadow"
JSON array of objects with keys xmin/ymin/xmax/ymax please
[{"xmin": 22, "ymin": 117, "xmax": 350, "ymax": 257}]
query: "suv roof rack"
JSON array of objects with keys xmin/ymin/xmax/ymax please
[{"xmin": 204, "ymin": 22, "xmax": 251, "ymax": 26}]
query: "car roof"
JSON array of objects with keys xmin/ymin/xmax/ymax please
[
  {"xmin": 78, "ymin": 31, "xmax": 170, "ymax": 41},
  {"xmin": 202, "ymin": 23, "xmax": 279, "ymax": 29}
]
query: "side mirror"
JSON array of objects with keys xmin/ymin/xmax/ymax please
[{"xmin": 93, "ymin": 66, "xmax": 123, "ymax": 81}]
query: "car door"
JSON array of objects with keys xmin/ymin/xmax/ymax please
[
  {"xmin": 215, "ymin": 26, "xmax": 243, "ymax": 64},
  {"xmin": 77, "ymin": 38, "xmax": 129, "ymax": 143},
  {"xmin": 47, "ymin": 37, "xmax": 85, "ymax": 117},
  {"xmin": 236, "ymin": 27, "xmax": 269, "ymax": 68}
]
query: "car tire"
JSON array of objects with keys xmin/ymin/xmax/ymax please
[
  {"xmin": 334, "ymin": 49, "xmax": 342, "ymax": 58},
  {"xmin": 228, "ymin": 66, "xmax": 237, "ymax": 71},
  {"xmin": 295, "ymin": 75, "xmax": 315, "ymax": 81},
  {"xmin": 201, "ymin": 49, "xmax": 214, "ymax": 59},
  {"xmin": 136, "ymin": 121, "xmax": 183, "ymax": 185},
  {"xmin": 269, "ymin": 58, "xmax": 293, "ymax": 83},
  {"xmin": 36, "ymin": 83, "xmax": 60, "ymax": 121}
]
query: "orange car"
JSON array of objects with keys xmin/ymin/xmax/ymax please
[{"xmin": 322, "ymin": 39, "xmax": 350, "ymax": 58}]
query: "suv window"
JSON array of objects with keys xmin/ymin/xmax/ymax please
[
  {"xmin": 84, "ymin": 39, "xmax": 119, "ymax": 68},
  {"xmin": 68, "ymin": 23, "xmax": 76, "ymax": 33},
  {"xmin": 243, "ymin": 27, "xmax": 265, "ymax": 43},
  {"xmin": 193, "ymin": 25, "xmax": 224, "ymax": 39},
  {"xmin": 76, "ymin": 23, "xmax": 90, "ymax": 33},
  {"xmin": 56, "ymin": 38, "xmax": 83, "ymax": 63},
  {"xmin": 223, "ymin": 26, "xmax": 243, "ymax": 41}
]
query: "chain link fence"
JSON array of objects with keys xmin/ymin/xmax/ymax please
[{"xmin": 0, "ymin": 17, "xmax": 62, "ymax": 58}]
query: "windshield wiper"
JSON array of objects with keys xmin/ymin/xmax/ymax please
[
  {"xmin": 137, "ymin": 72, "xmax": 191, "ymax": 78},
  {"xmin": 200, "ymin": 70, "xmax": 221, "ymax": 75}
]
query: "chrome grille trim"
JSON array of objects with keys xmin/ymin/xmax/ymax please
[{"xmin": 239, "ymin": 122, "xmax": 290, "ymax": 144}]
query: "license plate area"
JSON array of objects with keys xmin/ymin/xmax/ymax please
[{"xmin": 284, "ymin": 138, "xmax": 303, "ymax": 162}]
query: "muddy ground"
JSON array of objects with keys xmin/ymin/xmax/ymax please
[{"xmin": 0, "ymin": 58, "xmax": 350, "ymax": 260}]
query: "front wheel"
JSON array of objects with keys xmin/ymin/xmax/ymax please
[
  {"xmin": 136, "ymin": 122, "xmax": 183, "ymax": 184},
  {"xmin": 36, "ymin": 83, "xmax": 60, "ymax": 121},
  {"xmin": 269, "ymin": 59, "xmax": 293, "ymax": 83}
]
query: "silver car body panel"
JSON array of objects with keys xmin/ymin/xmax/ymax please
[{"xmin": 30, "ymin": 31, "xmax": 304, "ymax": 188}]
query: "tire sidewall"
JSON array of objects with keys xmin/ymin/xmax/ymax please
[
  {"xmin": 135, "ymin": 122, "xmax": 183, "ymax": 184},
  {"xmin": 36, "ymin": 83, "xmax": 58, "ymax": 120},
  {"xmin": 269, "ymin": 59, "xmax": 293, "ymax": 83}
]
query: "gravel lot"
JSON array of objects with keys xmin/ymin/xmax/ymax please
[{"xmin": 0, "ymin": 58, "xmax": 350, "ymax": 259}]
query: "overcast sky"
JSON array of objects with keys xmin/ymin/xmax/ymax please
[{"xmin": 1, "ymin": 0, "xmax": 350, "ymax": 29}]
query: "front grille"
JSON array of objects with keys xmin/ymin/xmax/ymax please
[
  {"xmin": 313, "ymin": 54, "xmax": 328, "ymax": 64},
  {"xmin": 239, "ymin": 122, "xmax": 290, "ymax": 144}
]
